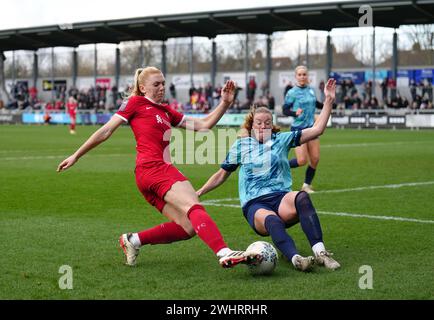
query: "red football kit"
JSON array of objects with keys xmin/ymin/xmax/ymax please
[{"xmin": 115, "ymin": 96, "xmax": 187, "ymax": 212}]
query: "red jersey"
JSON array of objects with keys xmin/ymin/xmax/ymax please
[
  {"xmin": 66, "ymin": 102, "xmax": 77, "ymax": 115},
  {"xmin": 115, "ymin": 96, "xmax": 185, "ymax": 166}
]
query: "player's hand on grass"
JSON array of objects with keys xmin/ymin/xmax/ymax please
[{"xmin": 57, "ymin": 155, "xmax": 78, "ymax": 172}]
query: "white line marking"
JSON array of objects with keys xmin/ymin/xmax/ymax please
[
  {"xmin": 317, "ymin": 211, "xmax": 434, "ymax": 224},
  {"xmin": 320, "ymin": 141, "xmax": 428, "ymax": 149},
  {"xmin": 0, "ymin": 154, "xmax": 133, "ymax": 161},
  {"xmin": 201, "ymin": 181, "xmax": 434, "ymax": 203},
  {"xmin": 202, "ymin": 201, "xmax": 434, "ymax": 224},
  {"xmin": 314, "ymin": 181, "xmax": 434, "ymax": 194}
]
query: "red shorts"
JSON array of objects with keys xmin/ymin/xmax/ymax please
[{"xmin": 135, "ymin": 162, "xmax": 188, "ymax": 212}]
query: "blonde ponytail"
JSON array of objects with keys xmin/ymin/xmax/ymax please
[{"xmin": 125, "ymin": 66, "xmax": 163, "ymax": 99}]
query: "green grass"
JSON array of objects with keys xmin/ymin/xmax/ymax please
[{"xmin": 0, "ymin": 125, "xmax": 433, "ymax": 299}]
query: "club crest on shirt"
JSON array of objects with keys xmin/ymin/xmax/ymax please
[{"xmin": 156, "ymin": 115, "xmax": 163, "ymax": 124}]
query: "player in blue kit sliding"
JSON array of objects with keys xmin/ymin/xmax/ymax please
[{"xmin": 197, "ymin": 79, "xmax": 340, "ymax": 271}]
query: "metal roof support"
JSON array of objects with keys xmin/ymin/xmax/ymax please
[
  {"xmin": 244, "ymin": 34, "xmax": 249, "ymax": 91},
  {"xmin": 94, "ymin": 44, "xmax": 98, "ymax": 89},
  {"xmin": 139, "ymin": 40, "xmax": 144, "ymax": 68},
  {"xmin": 266, "ymin": 35, "xmax": 272, "ymax": 93},
  {"xmin": 33, "ymin": 51, "xmax": 38, "ymax": 88},
  {"xmin": 392, "ymin": 29, "xmax": 398, "ymax": 81},
  {"xmin": 12, "ymin": 51, "xmax": 16, "ymax": 84},
  {"xmin": 50, "ymin": 47, "xmax": 54, "ymax": 101},
  {"xmin": 115, "ymin": 46, "xmax": 120, "ymax": 89},
  {"xmin": 72, "ymin": 49, "xmax": 78, "ymax": 88},
  {"xmin": 326, "ymin": 33, "xmax": 332, "ymax": 79},
  {"xmin": 161, "ymin": 41, "xmax": 167, "ymax": 76},
  {"xmin": 189, "ymin": 37, "xmax": 194, "ymax": 88},
  {"xmin": 211, "ymin": 39, "xmax": 217, "ymax": 89},
  {"xmin": 305, "ymin": 30, "xmax": 309, "ymax": 68},
  {"xmin": 372, "ymin": 27, "xmax": 376, "ymax": 98}
]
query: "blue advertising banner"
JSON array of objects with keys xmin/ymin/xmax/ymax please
[{"xmin": 330, "ymin": 71, "xmax": 365, "ymax": 85}]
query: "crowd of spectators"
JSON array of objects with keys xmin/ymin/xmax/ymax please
[{"xmin": 2, "ymin": 76, "xmax": 433, "ymax": 114}]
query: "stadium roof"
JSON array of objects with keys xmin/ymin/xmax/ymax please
[{"xmin": 1, "ymin": 0, "xmax": 434, "ymax": 51}]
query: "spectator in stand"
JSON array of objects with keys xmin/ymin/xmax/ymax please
[
  {"xmin": 260, "ymin": 80, "xmax": 269, "ymax": 97},
  {"xmin": 380, "ymin": 78, "xmax": 388, "ymax": 102},
  {"xmin": 205, "ymin": 82, "xmax": 214, "ymax": 109},
  {"xmin": 247, "ymin": 76, "xmax": 257, "ymax": 102},
  {"xmin": 169, "ymin": 82, "xmax": 177, "ymax": 99},
  {"xmin": 388, "ymin": 77, "xmax": 397, "ymax": 100},
  {"xmin": 409, "ymin": 79, "xmax": 417, "ymax": 102},
  {"xmin": 266, "ymin": 91, "xmax": 275, "ymax": 110},
  {"xmin": 318, "ymin": 80, "xmax": 325, "ymax": 102}
]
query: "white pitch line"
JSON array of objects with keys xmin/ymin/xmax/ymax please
[
  {"xmin": 320, "ymin": 141, "xmax": 428, "ymax": 149},
  {"xmin": 314, "ymin": 181, "xmax": 434, "ymax": 194},
  {"xmin": 202, "ymin": 202, "xmax": 434, "ymax": 224},
  {"xmin": 0, "ymin": 154, "xmax": 133, "ymax": 161},
  {"xmin": 317, "ymin": 211, "xmax": 434, "ymax": 224}
]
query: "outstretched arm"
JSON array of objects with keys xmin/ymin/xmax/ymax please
[
  {"xmin": 180, "ymin": 80, "xmax": 236, "ymax": 131},
  {"xmin": 196, "ymin": 168, "xmax": 232, "ymax": 197},
  {"xmin": 57, "ymin": 115, "xmax": 124, "ymax": 172},
  {"xmin": 299, "ymin": 79, "xmax": 336, "ymax": 144}
]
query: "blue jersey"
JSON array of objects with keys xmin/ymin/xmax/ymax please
[
  {"xmin": 284, "ymin": 85, "xmax": 317, "ymax": 129},
  {"xmin": 221, "ymin": 131, "xmax": 301, "ymax": 208}
]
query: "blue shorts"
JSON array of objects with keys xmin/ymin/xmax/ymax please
[{"xmin": 242, "ymin": 192, "xmax": 297, "ymax": 235}]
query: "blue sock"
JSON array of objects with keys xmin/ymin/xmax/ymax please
[
  {"xmin": 295, "ymin": 191, "xmax": 323, "ymax": 247},
  {"xmin": 264, "ymin": 215, "xmax": 298, "ymax": 261},
  {"xmin": 304, "ymin": 166, "xmax": 316, "ymax": 185},
  {"xmin": 289, "ymin": 158, "xmax": 299, "ymax": 168}
]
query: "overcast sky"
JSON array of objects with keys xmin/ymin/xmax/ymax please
[{"xmin": 0, "ymin": 0, "xmax": 356, "ymax": 31}]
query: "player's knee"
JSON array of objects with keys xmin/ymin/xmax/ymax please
[
  {"xmin": 297, "ymin": 157, "xmax": 308, "ymax": 166},
  {"xmin": 294, "ymin": 191, "xmax": 315, "ymax": 216},
  {"xmin": 310, "ymin": 157, "xmax": 320, "ymax": 167}
]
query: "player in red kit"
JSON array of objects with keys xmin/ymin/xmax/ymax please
[
  {"xmin": 57, "ymin": 67, "xmax": 261, "ymax": 269},
  {"xmin": 66, "ymin": 96, "xmax": 78, "ymax": 134}
]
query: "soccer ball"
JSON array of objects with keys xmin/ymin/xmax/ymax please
[{"xmin": 246, "ymin": 241, "xmax": 278, "ymax": 275}]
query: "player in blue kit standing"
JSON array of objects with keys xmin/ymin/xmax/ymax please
[
  {"xmin": 283, "ymin": 66, "xmax": 324, "ymax": 193},
  {"xmin": 197, "ymin": 79, "xmax": 340, "ymax": 271}
]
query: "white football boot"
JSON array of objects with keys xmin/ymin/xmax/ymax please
[
  {"xmin": 119, "ymin": 233, "xmax": 140, "ymax": 266},
  {"xmin": 315, "ymin": 250, "xmax": 341, "ymax": 270},
  {"xmin": 293, "ymin": 255, "xmax": 315, "ymax": 271}
]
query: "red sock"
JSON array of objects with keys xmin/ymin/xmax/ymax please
[
  {"xmin": 138, "ymin": 222, "xmax": 191, "ymax": 245},
  {"xmin": 187, "ymin": 204, "xmax": 227, "ymax": 254}
]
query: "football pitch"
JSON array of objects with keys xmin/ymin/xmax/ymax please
[{"xmin": 0, "ymin": 124, "xmax": 433, "ymax": 300}]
